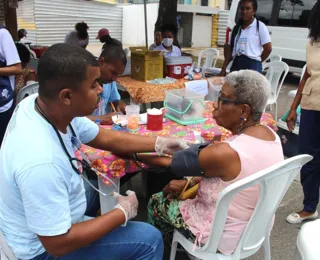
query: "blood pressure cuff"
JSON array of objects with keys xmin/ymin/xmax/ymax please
[{"xmin": 171, "ymin": 143, "xmax": 209, "ymax": 177}]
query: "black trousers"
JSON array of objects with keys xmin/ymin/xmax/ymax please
[
  {"xmin": 299, "ymin": 109, "xmax": 320, "ymax": 212},
  {"xmin": 0, "ymin": 104, "xmax": 14, "ymax": 147}
]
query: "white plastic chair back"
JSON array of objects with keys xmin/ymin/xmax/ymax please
[
  {"xmin": 262, "ymin": 55, "xmax": 282, "ymax": 71},
  {"xmin": 170, "ymin": 155, "xmax": 313, "ymax": 260},
  {"xmin": 197, "ymin": 48, "xmax": 219, "ymax": 69},
  {"xmin": 0, "ymin": 229, "xmax": 17, "ymax": 260},
  {"xmin": 265, "ymin": 61, "xmax": 289, "ymax": 105},
  {"xmin": 16, "ymin": 82, "xmax": 39, "ymax": 104},
  {"xmin": 294, "ymin": 219, "xmax": 320, "ymax": 260}
]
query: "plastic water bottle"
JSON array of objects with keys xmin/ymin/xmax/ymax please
[
  {"xmin": 98, "ymin": 95, "xmax": 105, "ymax": 116},
  {"xmin": 296, "ymin": 113, "xmax": 301, "ymax": 126}
]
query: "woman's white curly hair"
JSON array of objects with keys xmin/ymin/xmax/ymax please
[{"xmin": 224, "ymin": 70, "xmax": 271, "ymax": 121}]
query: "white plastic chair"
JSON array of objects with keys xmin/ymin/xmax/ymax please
[
  {"xmin": 170, "ymin": 154, "xmax": 313, "ymax": 260},
  {"xmin": 294, "ymin": 219, "xmax": 320, "ymax": 260},
  {"xmin": 265, "ymin": 61, "xmax": 290, "ymax": 121},
  {"xmin": 197, "ymin": 48, "xmax": 220, "ymax": 69},
  {"xmin": 262, "ymin": 54, "xmax": 282, "ymax": 71},
  {"xmin": 0, "ymin": 229, "xmax": 17, "ymax": 260},
  {"xmin": 16, "ymin": 82, "xmax": 39, "ymax": 104}
]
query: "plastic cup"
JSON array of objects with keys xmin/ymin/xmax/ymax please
[
  {"xmin": 147, "ymin": 112, "xmax": 164, "ymax": 131},
  {"xmin": 125, "ymin": 105, "xmax": 140, "ymax": 116},
  {"xmin": 125, "ymin": 105, "xmax": 140, "ymax": 132}
]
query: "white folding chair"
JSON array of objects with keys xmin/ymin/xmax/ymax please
[
  {"xmin": 262, "ymin": 54, "xmax": 282, "ymax": 71},
  {"xmin": 197, "ymin": 48, "xmax": 220, "ymax": 69},
  {"xmin": 16, "ymin": 82, "xmax": 39, "ymax": 104},
  {"xmin": 170, "ymin": 155, "xmax": 313, "ymax": 260},
  {"xmin": 0, "ymin": 229, "xmax": 17, "ymax": 260},
  {"xmin": 294, "ymin": 219, "xmax": 320, "ymax": 260},
  {"xmin": 264, "ymin": 61, "xmax": 290, "ymax": 121}
]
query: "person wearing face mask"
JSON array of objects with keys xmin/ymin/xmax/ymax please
[
  {"xmin": 153, "ymin": 24, "xmax": 181, "ymax": 57},
  {"xmin": 219, "ymin": 0, "xmax": 272, "ymax": 76},
  {"xmin": 87, "ymin": 44, "xmax": 127, "ymax": 126}
]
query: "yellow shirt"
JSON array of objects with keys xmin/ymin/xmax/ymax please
[{"xmin": 301, "ymin": 41, "xmax": 320, "ymax": 111}]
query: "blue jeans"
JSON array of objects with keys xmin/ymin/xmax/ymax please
[
  {"xmin": 299, "ymin": 109, "xmax": 320, "ymax": 213},
  {"xmin": 230, "ymin": 55, "xmax": 262, "ymax": 73},
  {"xmin": 31, "ymin": 221, "xmax": 164, "ymax": 260}
]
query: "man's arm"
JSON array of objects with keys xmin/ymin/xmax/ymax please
[
  {"xmin": 87, "ymin": 128, "xmax": 156, "ymax": 153},
  {"xmin": 38, "ymin": 209, "xmax": 126, "ymax": 257},
  {"xmin": 87, "ymin": 113, "xmax": 115, "ymax": 125}
]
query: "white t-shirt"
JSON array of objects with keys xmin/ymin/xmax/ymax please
[
  {"xmin": 64, "ymin": 30, "xmax": 89, "ymax": 48},
  {"xmin": 153, "ymin": 44, "xmax": 181, "ymax": 57},
  {"xmin": 0, "ymin": 28, "xmax": 21, "ymax": 112},
  {"xmin": 229, "ymin": 19, "xmax": 271, "ymax": 61},
  {"xmin": 0, "ymin": 94, "xmax": 99, "ymax": 259}
]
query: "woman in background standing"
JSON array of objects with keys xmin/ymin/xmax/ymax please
[
  {"xmin": 220, "ymin": 0, "xmax": 272, "ymax": 76},
  {"xmin": 64, "ymin": 22, "xmax": 89, "ymax": 49},
  {"xmin": 286, "ymin": 1, "xmax": 320, "ymax": 224}
]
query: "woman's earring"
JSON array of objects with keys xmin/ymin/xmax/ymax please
[{"xmin": 241, "ymin": 116, "xmax": 247, "ymax": 122}]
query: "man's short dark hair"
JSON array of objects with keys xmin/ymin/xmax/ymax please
[
  {"xmin": 100, "ymin": 44, "xmax": 127, "ymax": 66},
  {"xmin": 161, "ymin": 24, "xmax": 178, "ymax": 36},
  {"xmin": 38, "ymin": 43, "xmax": 99, "ymax": 99}
]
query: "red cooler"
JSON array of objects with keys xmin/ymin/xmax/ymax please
[{"xmin": 166, "ymin": 56, "xmax": 192, "ymax": 79}]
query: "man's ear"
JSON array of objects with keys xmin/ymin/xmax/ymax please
[{"xmin": 59, "ymin": 89, "xmax": 72, "ymax": 106}]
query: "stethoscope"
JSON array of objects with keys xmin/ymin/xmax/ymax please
[{"xmin": 34, "ymin": 98, "xmax": 117, "ymax": 195}]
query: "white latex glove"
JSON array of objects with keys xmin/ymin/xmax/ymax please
[
  {"xmin": 114, "ymin": 190, "xmax": 138, "ymax": 226},
  {"xmin": 155, "ymin": 136, "xmax": 190, "ymax": 156}
]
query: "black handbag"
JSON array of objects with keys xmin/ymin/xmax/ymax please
[{"xmin": 0, "ymin": 26, "xmax": 14, "ymax": 106}]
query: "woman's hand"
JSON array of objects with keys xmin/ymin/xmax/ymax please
[
  {"xmin": 286, "ymin": 109, "xmax": 297, "ymax": 132},
  {"xmin": 162, "ymin": 179, "xmax": 188, "ymax": 197},
  {"xmin": 218, "ymin": 70, "xmax": 227, "ymax": 77}
]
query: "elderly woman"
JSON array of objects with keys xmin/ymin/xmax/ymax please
[{"xmin": 143, "ymin": 70, "xmax": 284, "ymax": 255}]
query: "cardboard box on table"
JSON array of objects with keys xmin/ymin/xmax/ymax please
[{"xmin": 129, "ymin": 47, "xmax": 164, "ymax": 81}]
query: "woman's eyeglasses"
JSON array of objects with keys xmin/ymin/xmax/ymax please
[{"xmin": 217, "ymin": 92, "xmax": 245, "ymax": 105}]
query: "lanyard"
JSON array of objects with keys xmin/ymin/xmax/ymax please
[{"xmin": 34, "ymin": 98, "xmax": 81, "ymax": 175}]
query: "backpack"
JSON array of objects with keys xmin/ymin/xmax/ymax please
[{"xmin": 0, "ymin": 25, "xmax": 15, "ymax": 107}]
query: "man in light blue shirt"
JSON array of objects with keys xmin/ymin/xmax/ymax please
[
  {"xmin": 0, "ymin": 43, "xmax": 189, "ymax": 260},
  {"xmin": 88, "ymin": 45, "xmax": 127, "ymax": 125}
]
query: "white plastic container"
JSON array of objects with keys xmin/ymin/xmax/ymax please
[
  {"xmin": 164, "ymin": 89, "xmax": 206, "ymax": 125},
  {"xmin": 206, "ymin": 77, "xmax": 224, "ymax": 101},
  {"xmin": 166, "ymin": 56, "xmax": 192, "ymax": 79}
]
